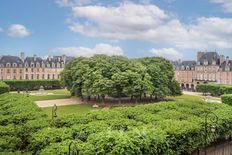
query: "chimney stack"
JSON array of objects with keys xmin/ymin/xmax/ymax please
[
  {"xmin": 33, "ymin": 54, "xmax": 37, "ymax": 61},
  {"xmin": 20, "ymin": 52, "xmax": 25, "ymax": 62}
]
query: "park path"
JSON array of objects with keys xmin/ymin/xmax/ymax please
[
  {"xmin": 36, "ymin": 97, "xmax": 82, "ymax": 107},
  {"xmin": 183, "ymin": 91, "xmax": 222, "ymax": 103}
]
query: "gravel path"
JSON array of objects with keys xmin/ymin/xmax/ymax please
[{"xmin": 36, "ymin": 97, "xmax": 82, "ymax": 107}]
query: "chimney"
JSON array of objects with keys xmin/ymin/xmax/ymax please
[
  {"xmin": 220, "ymin": 55, "xmax": 225, "ymax": 64},
  {"xmin": 48, "ymin": 55, "xmax": 52, "ymax": 61},
  {"xmin": 33, "ymin": 54, "xmax": 37, "ymax": 61},
  {"xmin": 226, "ymin": 56, "xmax": 229, "ymax": 64},
  {"xmin": 197, "ymin": 51, "xmax": 204, "ymax": 62},
  {"xmin": 61, "ymin": 55, "xmax": 66, "ymax": 63},
  {"xmin": 20, "ymin": 52, "xmax": 25, "ymax": 62}
]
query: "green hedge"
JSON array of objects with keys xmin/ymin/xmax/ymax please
[
  {"xmin": 4, "ymin": 80, "xmax": 63, "ymax": 91},
  {"xmin": 0, "ymin": 81, "xmax": 9, "ymax": 94},
  {"xmin": 2, "ymin": 94, "xmax": 232, "ymax": 154},
  {"xmin": 221, "ymin": 94, "xmax": 232, "ymax": 106},
  {"xmin": 31, "ymin": 98, "xmax": 232, "ymax": 155},
  {"xmin": 0, "ymin": 94, "xmax": 49, "ymax": 153},
  {"xmin": 196, "ymin": 84, "xmax": 232, "ymax": 96}
]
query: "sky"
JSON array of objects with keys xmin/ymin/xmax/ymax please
[{"xmin": 0, "ymin": 0, "xmax": 232, "ymax": 60}]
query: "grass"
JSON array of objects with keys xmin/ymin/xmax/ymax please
[
  {"xmin": 30, "ymin": 94, "xmax": 71, "ymax": 101},
  {"xmin": 42, "ymin": 104, "xmax": 101, "ymax": 117}
]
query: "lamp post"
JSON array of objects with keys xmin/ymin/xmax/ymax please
[
  {"xmin": 68, "ymin": 141, "xmax": 78, "ymax": 155},
  {"xmin": 52, "ymin": 104, "xmax": 57, "ymax": 120},
  {"xmin": 204, "ymin": 111, "xmax": 218, "ymax": 155}
]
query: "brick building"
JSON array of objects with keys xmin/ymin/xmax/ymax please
[
  {"xmin": 0, "ymin": 52, "xmax": 74, "ymax": 80},
  {"xmin": 173, "ymin": 52, "xmax": 232, "ymax": 90}
]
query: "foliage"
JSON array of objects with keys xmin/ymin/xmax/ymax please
[
  {"xmin": 4, "ymin": 80, "xmax": 63, "ymax": 91},
  {"xmin": 0, "ymin": 81, "xmax": 9, "ymax": 94},
  {"xmin": 32, "ymin": 98, "xmax": 232, "ymax": 155},
  {"xmin": 196, "ymin": 84, "xmax": 232, "ymax": 96},
  {"xmin": 61, "ymin": 55, "xmax": 181, "ymax": 103},
  {"xmin": 221, "ymin": 94, "xmax": 232, "ymax": 106},
  {"xmin": 0, "ymin": 94, "xmax": 49, "ymax": 153}
]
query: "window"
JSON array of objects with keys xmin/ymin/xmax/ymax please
[
  {"xmin": 31, "ymin": 68, "xmax": 34, "ymax": 72},
  {"xmin": 42, "ymin": 74, "xmax": 45, "ymax": 79},
  {"xmin": 31, "ymin": 74, "xmax": 34, "ymax": 80},
  {"xmin": 47, "ymin": 74, "xmax": 50, "ymax": 79},
  {"xmin": 13, "ymin": 76, "xmax": 16, "ymax": 79},
  {"xmin": 53, "ymin": 74, "xmax": 55, "ymax": 79},
  {"xmin": 6, "ymin": 63, "xmax": 11, "ymax": 67},
  {"xmin": 26, "ymin": 68, "xmax": 28, "ymax": 72},
  {"xmin": 57, "ymin": 63, "xmax": 60, "ymax": 68},
  {"xmin": 47, "ymin": 63, "xmax": 50, "ymax": 68},
  {"xmin": 7, "ymin": 69, "xmax": 10, "ymax": 73},
  {"xmin": 19, "ymin": 69, "xmax": 22, "ymax": 73},
  {"xmin": 52, "ymin": 63, "xmax": 55, "ymax": 68},
  {"xmin": 37, "ymin": 68, "xmax": 40, "ymax": 72},
  {"xmin": 42, "ymin": 68, "xmax": 45, "ymax": 72},
  {"xmin": 25, "ymin": 74, "xmax": 28, "ymax": 79},
  {"xmin": 30, "ymin": 63, "xmax": 34, "ymax": 68},
  {"xmin": 37, "ymin": 74, "xmax": 39, "ymax": 79},
  {"xmin": 20, "ymin": 76, "xmax": 22, "ymax": 80},
  {"xmin": 13, "ymin": 63, "xmax": 17, "ymax": 67},
  {"xmin": 13, "ymin": 69, "xmax": 16, "ymax": 73},
  {"xmin": 36, "ymin": 63, "xmax": 40, "ymax": 68}
]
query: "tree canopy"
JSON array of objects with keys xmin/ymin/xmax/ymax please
[{"xmin": 61, "ymin": 55, "xmax": 181, "ymax": 103}]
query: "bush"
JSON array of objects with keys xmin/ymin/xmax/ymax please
[
  {"xmin": 4, "ymin": 80, "xmax": 63, "ymax": 91},
  {"xmin": 221, "ymin": 94, "xmax": 232, "ymax": 106},
  {"xmin": 30, "ymin": 99, "xmax": 232, "ymax": 155},
  {"xmin": 196, "ymin": 84, "xmax": 232, "ymax": 96},
  {"xmin": 0, "ymin": 94, "xmax": 49, "ymax": 153},
  {"xmin": 0, "ymin": 81, "xmax": 9, "ymax": 94}
]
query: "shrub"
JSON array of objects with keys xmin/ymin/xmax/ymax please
[
  {"xmin": 196, "ymin": 84, "xmax": 232, "ymax": 96},
  {"xmin": 0, "ymin": 81, "xmax": 9, "ymax": 94},
  {"xmin": 4, "ymin": 80, "xmax": 62, "ymax": 91},
  {"xmin": 221, "ymin": 94, "xmax": 232, "ymax": 106}
]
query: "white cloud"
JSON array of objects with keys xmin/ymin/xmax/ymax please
[
  {"xmin": 52, "ymin": 43, "xmax": 123, "ymax": 57},
  {"xmin": 65, "ymin": 2, "xmax": 232, "ymax": 50},
  {"xmin": 8, "ymin": 24, "xmax": 31, "ymax": 38},
  {"xmin": 209, "ymin": 0, "xmax": 232, "ymax": 12},
  {"xmin": 150, "ymin": 48, "xmax": 182, "ymax": 60}
]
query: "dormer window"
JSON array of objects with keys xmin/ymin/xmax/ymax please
[
  {"xmin": 30, "ymin": 63, "xmax": 34, "ymax": 68},
  {"xmin": 47, "ymin": 63, "xmax": 50, "ymax": 68},
  {"xmin": 13, "ymin": 63, "xmax": 17, "ymax": 67},
  {"xmin": 181, "ymin": 65, "xmax": 185, "ymax": 70},
  {"xmin": 204, "ymin": 60, "xmax": 208, "ymax": 65},
  {"xmin": 57, "ymin": 63, "xmax": 60, "ymax": 68},
  {"xmin": 226, "ymin": 66, "xmax": 230, "ymax": 71},
  {"xmin": 6, "ymin": 63, "xmax": 11, "ymax": 67},
  {"xmin": 36, "ymin": 63, "xmax": 40, "ymax": 68},
  {"xmin": 52, "ymin": 63, "xmax": 55, "ymax": 68},
  {"xmin": 186, "ymin": 66, "xmax": 189, "ymax": 70},
  {"xmin": 42, "ymin": 63, "xmax": 45, "ymax": 68},
  {"xmin": 61, "ymin": 62, "xmax": 64, "ymax": 68},
  {"xmin": 25, "ymin": 63, "xmax": 28, "ymax": 68}
]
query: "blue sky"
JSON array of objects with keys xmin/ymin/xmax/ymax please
[{"xmin": 0, "ymin": 0, "xmax": 232, "ymax": 60}]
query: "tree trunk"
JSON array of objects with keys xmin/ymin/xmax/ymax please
[
  {"xmin": 150, "ymin": 94, "xmax": 152, "ymax": 101},
  {"xmin": 131, "ymin": 95, "xmax": 133, "ymax": 100},
  {"xmin": 135, "ymin": 97, "xmax": 138, "ymax": 104}
]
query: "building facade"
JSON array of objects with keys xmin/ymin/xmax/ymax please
[
  {"xmin": 0, "ymin": 53, "xmax": 74, "ymax": 80},
  {"xmin": 173, "ymin": 52, "xmax": 232, "ymax": 90}
]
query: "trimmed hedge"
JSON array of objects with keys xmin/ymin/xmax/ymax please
[
  {"xmin": 0, "ymin": 81, "xmax": 9, "ymax": 94},
  {"xmin": 0, "ymin": 94, "xmax": 49, "ymax": 153},
  {"xmin": 31, "ymin": 97, "xmax": 232, "ymax": 155},
  {"xmin": 221, "ymin": 94, "xmax": 232, "ymax": 106},
  {"xmin": 196, "ymin": 84, "xmax": 232, "ymax": 96},
  {"xmin": 4, "ymin": 80, "xmax": 63, "ymax": 91}
]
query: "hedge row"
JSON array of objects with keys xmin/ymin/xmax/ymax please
[
  {"xmin": 0, "ymin": 81, "xmax": 9, "ymax": 94},
  {"xmin": 221, "ymin": 94, "xmax": 232, "ymax": 106},
  {"xmin": 196, "ymin": 84, "xmax": 232, "ymax": 96},
  {"xmin": 0, "ymin": 94, "xmax": 49, "ymax": 154},
  {"xmin": 31, "ymin": 97, "xmax": 232, "ymax": 155},
  {"xmin": 2, "ymin": 94, "xmax": 232, "ymax": 154},
  {"xmin": 4, "ymin": 80, "xmax": 63, "ymax": 91}
]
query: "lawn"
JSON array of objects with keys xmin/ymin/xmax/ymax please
[
  {"xmin": 42, "ymin": 104, "xmax": 101, "ymax": 117},
  {"xmin": 29, "ymin": 94, "xmax": 71, "ymax": 101}
]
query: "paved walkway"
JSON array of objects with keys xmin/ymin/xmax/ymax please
[
  {"xmin": 183, "ymin": 91, "xmax": 222, "ymax": 103},
  {"xmin": 36, "ymin": 97, "xmax": 82, "ymax": 108}
]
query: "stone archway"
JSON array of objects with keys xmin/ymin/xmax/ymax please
[
  {"xmin": 186, "ymin": 84, "xmax": 190, "ymax": 90},
  {"xmin": 181, "ymin": 83, "xmax": 185, "ymax": 90},
  {"xmin": 191, "ymin": 84, "xmax": 195, "ymax": 91}
]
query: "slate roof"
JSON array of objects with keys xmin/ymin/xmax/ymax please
[
  {"xmin": 0, "ymin": 54, "xmax": 75, "ymax": 68},
  {"xmin": 197, "ymin": 52, "xmax": 220, "ymax": 65},
  {"xmin": 172, "ymin": 60, "xmax": 196, "ymax": 70}
]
